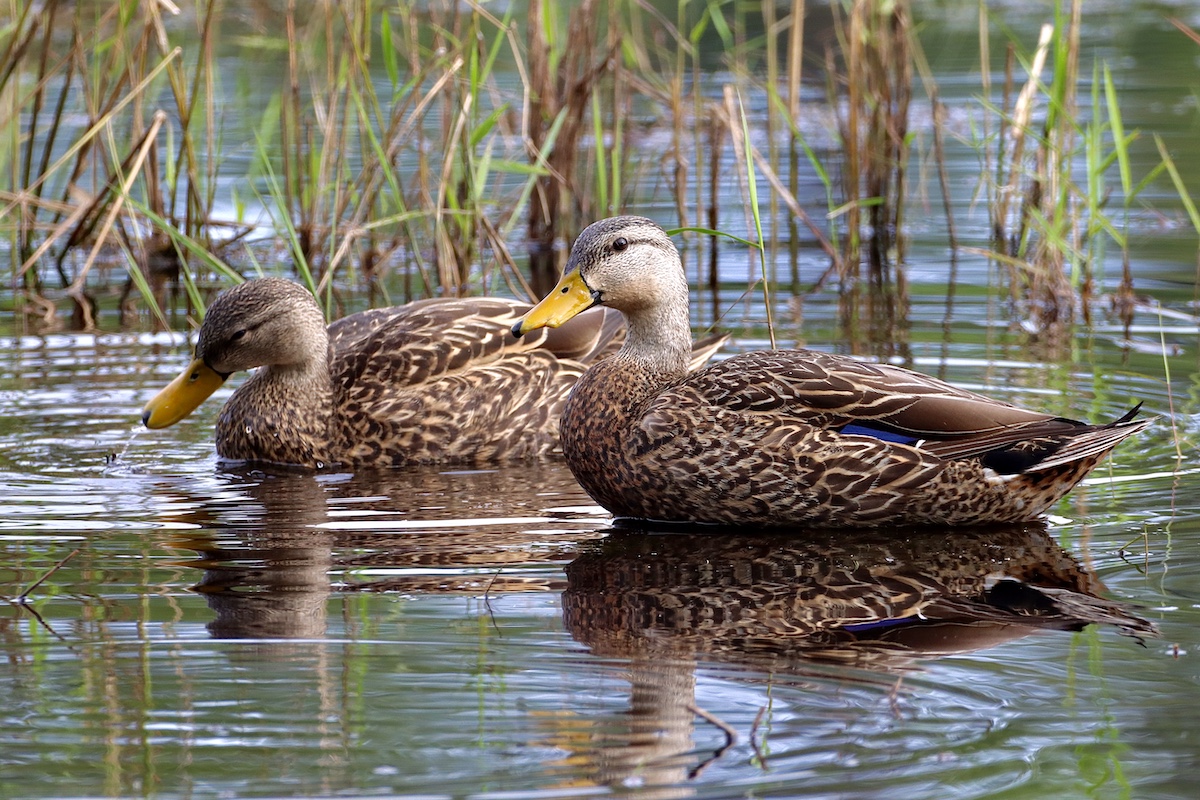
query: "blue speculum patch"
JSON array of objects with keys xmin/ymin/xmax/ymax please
[{"xmin": 839, "ymin": 423, "xmax": 920, "ymax": 445}]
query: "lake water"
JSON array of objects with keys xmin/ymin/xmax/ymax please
[
  {"xmin": 2, "ymin": 289, "xmax": 1197, "ymax": 799},
  {"xmin": 5, "ymin": 1, "xmax": 1200, "ymax": 798}
]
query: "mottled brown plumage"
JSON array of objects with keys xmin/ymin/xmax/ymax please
[
  {"xmin": 563, "ymin": 527, "xmax": 1156, "ymax": 670},
  {"xmin": 515, "ymin": 216, "xmax": 1150, "ymax": 528},
  {"xmin": 142, "ymin": 277, "xmax": 724, "ymax": 469}
]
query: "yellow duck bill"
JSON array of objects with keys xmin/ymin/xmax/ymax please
[
  {"xmin": 141, "ymin": 358, "xmax": 228, "ymax": 429},
  {"xmin": 512, "ymin": 269, "xmax": 597, "ymax": 337}
]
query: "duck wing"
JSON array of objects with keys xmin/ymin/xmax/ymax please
[
  {"xmin": 647, "ymin": 349, "xmax": 1146, "ymax": 472},
  {"xmin": 328, "ymin": 299, "xmax": 629, "ymax": 464},
  {"xmin": 329, "ymin": 298, "xmax": 622, "ymax": 393},
  {"xmin": 667, "ymin": 349, "xmax": 1053, "ymax": 427}
]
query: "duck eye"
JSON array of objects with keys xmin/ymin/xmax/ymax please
[
  {"xmin": 230, "ymin": 329, "xmax": 247, "ymax": 342},
  {"xmin": 612, "ymin": 237, "xmax": 628, "ymax": 252}
]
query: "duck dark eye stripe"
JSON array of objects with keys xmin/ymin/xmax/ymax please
[{"xmin": 623, "ymin": 235, "xmax": 675, "ymax": 254}]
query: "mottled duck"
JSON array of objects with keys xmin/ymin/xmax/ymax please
[{"xmin": 513, "ymin": 216, "xmax": 1149, "ymax": 528}]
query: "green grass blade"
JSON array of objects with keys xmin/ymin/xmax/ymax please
[{"xmin": 1103, "ymin": 63, "xmax": 1132, "ymax": 199}]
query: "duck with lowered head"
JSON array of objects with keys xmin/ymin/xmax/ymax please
[
  {"xmin": 513, "ymin": 216, "xmax": 1149, "ymax": 528},
  {"xmin": 142, "ymin": 276, "xmax": 723, "ymax": 469}
]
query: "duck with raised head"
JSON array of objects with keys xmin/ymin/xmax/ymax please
[
  {"xmin": 512, "ymin": 216, "xmax": 1150, "ymax": 528},
  {"xmin": 142, "ymin": 277, "xmax": 723, "ymax": 469}
]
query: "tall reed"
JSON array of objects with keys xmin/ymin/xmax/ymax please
[
  {"xmin": 1, "ymin": 0, "xmax": 1192, "ymax": 349},
  {"xmin": 976, "ymin": 0, "xmax": 1173, "ymax": 335}
]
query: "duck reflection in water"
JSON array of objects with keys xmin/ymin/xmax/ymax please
[
  {"xmin": 549, "ymin": 523, "xmax": 1155, "ymax": 791},
  {"xmin": 163, "ymin": 469, "xmax": 337, "ymax": 643},
  {"xmin": 563, "ymin": 523, "xmax": 1155, "ymax": 667},
  {"xmin": 160, "ymin": 470, "xmax": 1155, "ymax": 792},
  {"xmin": 159, "ymin": 463, "xmax": 598, "ymax": 641}
]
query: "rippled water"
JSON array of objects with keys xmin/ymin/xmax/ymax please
[
  {"xmin": 2, "ymin": 299, "xmax": 1198, "ymax": 799},
  {"xmin": 6, "ymin": 1, "xmax": 1200, "ymax": 792}
]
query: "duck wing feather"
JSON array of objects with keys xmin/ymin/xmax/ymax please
[
  {"xmin": 662, "ymin": 349, "xmax": 1054, "ymax": 431},
  {"xmin": 329, "ymin": 299, "xmax": 621, "ymax": 394},
  {"xmin": 644, "ymin": 349, "xmax": 1146, "ymax": 471}
]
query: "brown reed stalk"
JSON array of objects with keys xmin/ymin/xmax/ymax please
[
  {"xmin": 830, "ymin": 10, "xmax": 859, "ymax": 278},
  {"xmin": 669, "ymin": 1, "xmax": 689, "ymax": 230},
  {"xmin": 860, "ymin": 0, "xmax": 911, "ymax": 273},
  {"xmin": 829, "ymin": 0, "xmax": 913, "ymax": 280},
  {"xmin": 13, "ymin": 39, "xmax": 181, "ymax": 276},
  {"xmin": 436, "ymin": 92, "xmax": 475, "ymax": 293},
  {"xmin": 1001, "ymin": 24, "xmax": 1051, "ymax": 256},
  {"xmin": 988, "ymin": 41, "xmax": 1017, "ymax": 302},
  {"xmin": 524, "ymin": 0, "xmax": 611, "ymax": 297},
  {"xmin": 785, "ymin": 0, "xmax": 805, "ymax": 295},
  {"xmin": 0, "ymin": 0, "xmax": 41, "ymax": 91},
  {"xmin": 432, "ymin": 1, "xmax": 463, "ymax": 293},
  {"xmin": 763, "ymin": 0, "xmax": 780, "ymax": 278},
  {"xmin": 16, "ymin": 2, "xmax": 61, "ymax": 293},
  {"xmin": 526, "ymin": 0, "xmax": 559, "ymax": 296},
  {"xmin": 69, "ymin": 111, "xmax": 168, "ymax": 329},
  {"xmin": 690, "ymin": 4, "xmax": 706, "ymax": 269},
  {"xmin": 281, "ymin": 1, "xmax": 312, "ymax": 265},
  {"xmin": 146, "ymin": 0, "xmax": 218, "ymax": 243},
  {"xmin": 706, "ymin": 105, "xmax": 725, "ymax": 328},
  {"xmin": 931, "ymin": 97, "xmax": 957, "ymax": 254},
  {"xmin": 606, "ymin": 0, "xmax": 631, "ymax": 220},
  {"xmin": 909, "ymin": 33, "xmax": 956, "ymax": 258},
  {"xmin": 976, "ymin": 3, "xmax": 1003, "ymax": 255}
]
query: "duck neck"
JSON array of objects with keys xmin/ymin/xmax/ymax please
[
  {"xmin": 263, "ymin": 341, "xmax": 333, "ymax": 394},
  {"xmin": 615, "ymin": 300, "xmax": 693, "ymax": 380},
  {"xmin": 218, "ymin": 339, "xmax": 338, "ymax": 467}
]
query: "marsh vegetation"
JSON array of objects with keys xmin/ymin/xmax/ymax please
[{"xmin": 5, "ymin": 0, "xmax": 1197, "ymax": 347}]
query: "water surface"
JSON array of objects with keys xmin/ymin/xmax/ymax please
[
  {"xmin": 5, "ymin": 1, "xmax": 1200, "ymax": 796},
  {"xmin": 1, "ymin": 308, "xmax": 1197, "ymax": 799}
]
